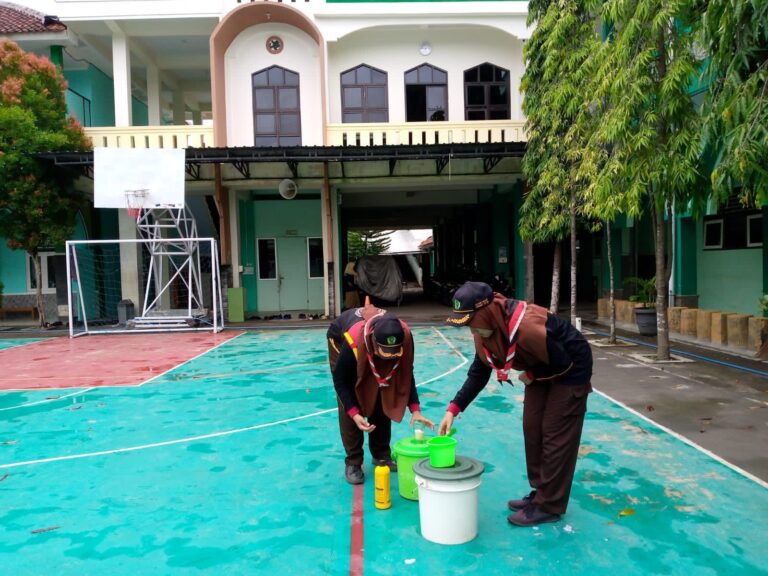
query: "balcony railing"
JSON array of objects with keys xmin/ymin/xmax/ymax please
[
  {"xmin": 85, "ymin": 126, "xmax": 214, "ymax": 149},
  {"xmin": 84, "ymin": 120, "xmax": 527, "ymax": 150},
  {"xmin": 325, "ymin": 120, "xmax": 527, "ymax": 146}
]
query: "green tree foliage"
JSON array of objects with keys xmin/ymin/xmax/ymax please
[
  {"xmin": 347, "ymin": 230, "xmax": 392, "ymax": 259},
  {"xmin": 702, "ymin": 0, "xmax": 768, "ymax": 204},
  {"xmin": 520, "ymin": 0, "xmax": 602, "ymax": 318},
  {"xmin": 0, "ymin": 40, "xmax": 90, "ymax": 324},
  {"xmin": 584, "ymin": 0, "xmax": 706, "ymax": 359}
]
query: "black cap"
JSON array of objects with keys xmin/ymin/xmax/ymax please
[
  {"xmin": 373, "ymin": 313, "xmax": 404, "ymax": 351},
  {"xmin": 445, "ymin": 282, "xmax": 494, "ymax": 326}
]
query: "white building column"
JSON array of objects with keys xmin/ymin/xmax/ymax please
[
  {"xmin": 111, "ymin": 30, "xmax": 133, "ymax": 127},
  {"xmin": 146, "ymin": 63, "xmax": 161, "ymax": 125}
]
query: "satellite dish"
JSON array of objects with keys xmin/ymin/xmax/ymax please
[{"xmin": 278, "ymin": 179, "xmax": 298, "ymax": 200}]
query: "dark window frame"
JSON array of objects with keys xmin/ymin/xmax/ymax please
[
  {"xmin": 404, "ymin": 63, "xmax": 448, "ymax": 122},
  {"xmin": 252, "ymin": 65, "xmax": 301, "ymax": 147},
  {"xmin": 703, "ymin": 207, "xmax": 763, "ymax": 251},
  {"xmin": 307, "ymin": 237, "xmax": 324, "ymax": 279},
  {"xmin": 463, "ymin": 62, "xmax": 511, "ymax": 121},
  {"xmin": 703, "ymin": 219, "xmax": 723, "ymax": 249},
  {"xmin": 257, "ymin": 238, "xmax": 278, "ymax": 280},
  {"xmin": 340, "ymin": 64, "xmax": 389, "ymax": 123},
  {"xmin": 747, "ymin": 214, "xmax": 763, "ymax": 247}
]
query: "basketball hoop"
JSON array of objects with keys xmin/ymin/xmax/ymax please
[{"xmin": 125, "ymin": 189, "xmax": 149, "ymax": 219}]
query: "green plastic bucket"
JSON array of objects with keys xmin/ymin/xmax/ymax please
[
  {"xmin": 392, "ymin": 436, "xmax": 430, "ymax": 500},
  {"xmin": 427, "ymin": 436, "xmax": 457, "ymax": 468}
]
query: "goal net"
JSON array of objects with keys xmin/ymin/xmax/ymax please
[{"xmin": 66, "ymin": 237, "xmax": 224, "ymax": 336}]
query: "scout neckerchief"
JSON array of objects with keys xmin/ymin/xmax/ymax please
[
  {"xmin": 482, "ymin": 301, "xmax": 527, "ymax": 382},
  {"xmin": 363, "ymin": 316, "xmax": 400, "ymax": 387}
]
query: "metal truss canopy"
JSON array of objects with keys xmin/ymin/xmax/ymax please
[{"xmin": 38, "ymin": 142, "xmax": 526, "ymax": 179}]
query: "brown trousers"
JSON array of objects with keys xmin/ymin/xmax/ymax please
[
  {"xmin": 523, "ymin": 380, "xmax": 591, "ymax": 515},
  {"xmin": 328, "ymin": 340, "xmax": 392, "ymax": 466}
]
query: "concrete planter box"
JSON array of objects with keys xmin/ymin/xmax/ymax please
[
  {"xmin": 748, "ymin": 317, "xmax": 768, "ymax": 353},
  {"xmin": 696, "ymin": 310, "xmax": 713, "ymax": 341},
  {"xmin": 597, "ymin": 298, "xmax": 609, "ymax": 319},
  {"xmin": 669, "ymin": 307, "xmax": 686, "ymax": 333},
  {"xmin": 680, "ymin": 308, "xmax": 698, "ymax": 337},
  {"xmin": 616, "ymin": 299, "xmax": 643, "ymax": 323},
  {"xmin": 727, "ymin": 314, "xmax": 750, "ymax": 348},
  {"xmin": 711, "ymin": 312, "xmax": 734, "ymax": 346}
]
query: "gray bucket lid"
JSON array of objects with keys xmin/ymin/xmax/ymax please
[{"xmin": 413, "ymin": 455, "xmax": 485, "ymax": 481}]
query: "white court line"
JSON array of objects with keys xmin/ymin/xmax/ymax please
[
  {"xmin": 0, "ymin": 331, "xmax": 467, "ymax": 470},
  {"xmin": 0, "ymin": 388, "xmax": 94, "ymax": 412},
  {"xmin": 593, "ymin": 388, "xmax": 768, "ymax": 490},
  {"xmin": 420, "ymin": 328, "xmax": 468, "ymax": 386},
  {"xmin": 0, "ymin": 332, "xmax": 248, "ymax": 394},
  {"xmin": 173, "ymin": 361, "xmax": 328, "ymax": 382},
  {"xmin": 0, "ymin": 408, "xmax": 338, "ymax": 470}
]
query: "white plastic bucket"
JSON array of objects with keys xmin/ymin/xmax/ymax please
[{"xmin": 415, "ymin": 474, "xmax": 482, "ymax": 545}]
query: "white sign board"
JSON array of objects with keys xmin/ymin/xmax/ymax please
[{"xmin": 94, "ymin": 148, "xmax": 186, "ymax": 209}]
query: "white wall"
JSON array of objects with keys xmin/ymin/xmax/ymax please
[
  {"xmin": 327, "ymin": 26, "xmax": 524, "ymax": 124},
  {"xmin": 225, "ymin": 23, "xmax": 324, "ymax": 147}
]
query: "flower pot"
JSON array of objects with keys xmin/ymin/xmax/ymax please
[{"xmin": 635, "ymin": 307, "xmax": 657, "ymax": 336}]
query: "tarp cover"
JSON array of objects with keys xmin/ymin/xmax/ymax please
[{"xmin": 355, "ymin": 256, "xmax": 403, "ymax": 303}]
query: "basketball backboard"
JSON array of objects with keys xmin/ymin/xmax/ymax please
[{"xmin": 94, "ymin": 148, "xmax": 185, "ymax": 209}]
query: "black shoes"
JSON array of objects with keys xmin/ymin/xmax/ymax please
[
  {"xmin": 345, "ymin": 464, "xmax": 364, "ymax": 485},
  {"xmin": 508, "ymin": 503, "xmax": 561, "ymax": 527},
  {"xmin": 372, "ymin": 458, "xmax": 398, "ymax": 472},
  {"xmin": 345, "ymin": 459, "xmax": 396, "ymax": 484},
  {"xmin": 507, "ymin": 490, "xmax": 537, "ymax": 511}
]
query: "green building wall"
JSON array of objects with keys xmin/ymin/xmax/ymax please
[
  {"xmin": 696, "ymin": 218, "xmax": 764, "ymax": 316},
  {"xmin": 64, "ymin": 65, "xmax": 148, "ymax": 127},
  {"xmin": 238, "ymin": 195, "xmax": 323, "ymax": 314},
  {"xmin": 239, "ymin": 199, "xmax": 258, "ymax": 313},
  {"xmin": 0, "ymin": 242, "xmax": 28, "ymax": 295}
]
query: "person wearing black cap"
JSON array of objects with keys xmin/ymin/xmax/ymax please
[
  {"xmin": 331, "ymin": 311, "xmax": 434, "ymax": 484},
  {"xmin": 439, "ymin": 281, "xmax": 592, "ymax": 526}
]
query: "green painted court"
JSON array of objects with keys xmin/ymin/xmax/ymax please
[{"xmin": 0, "ymin": 328, "xmax": 766, "ymax": 575}]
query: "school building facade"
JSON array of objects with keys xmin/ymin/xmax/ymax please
[{"xmin": 0, "ymin": 0, "xmax": 765, "ymax": 332}]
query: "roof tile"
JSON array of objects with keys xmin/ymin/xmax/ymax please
[{"xmin": 0, "ymin": 2, "xmax": 66, "ymax": 34}]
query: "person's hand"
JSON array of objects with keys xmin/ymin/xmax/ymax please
[
  {"xmin": 352, "ymin": 414, "xmax": 376, "ymax": 432},
  {"xmin": 437, "ymin": 412, "xmax": 454, "ymax": 436},
  {"xmin": 410, "ymin": 411, "xmax": 435, "ymax": 430},
  {"xmin": 518, "ymin": 372, "xmax": 534, "ymax": 386}
]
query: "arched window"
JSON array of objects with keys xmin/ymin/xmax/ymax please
[
  {"xmin": 463, "ymin": 63, "xmax": 510, "ymax": 120},
  {"xmin": 404, "ymin": 64, "xmax": 447, "ymax": 122},
  {"xmin": 341, "ymin": 64, "xmax": 388, "ymax": 123},
  {"xmin": 252, "ymin": 65, "xmax": 301, "ymax": 147}
]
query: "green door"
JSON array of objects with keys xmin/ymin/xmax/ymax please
[{"xmin": 277, "ymin": 237, "xmax": 309, "ymax": 311}]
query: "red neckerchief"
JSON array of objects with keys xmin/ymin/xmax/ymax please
[
  {"xmin": 482, "ymin": 301, "xmax": 527, "ymax": 382},
  {"xmin": 363, "ymin": 316, "xmax": 400, "ymax": 387}
]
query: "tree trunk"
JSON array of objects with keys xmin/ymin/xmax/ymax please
[
  {"xmin": 653, "ymin": 201, "xmax": 670, "ymax": 360},
  {"xmin": 606, "ymin": 222, "xmax": 616, "ymax": 344},
  {"xmin": 549, "ymin": 242, "xmax": 562, "ymax": 314},
  {"xmin": 31, "ymin": 252, "xmax": 46, "ymax": 327},
  {"xmin": 524, "ymin": 240, "xmax": 535, "ymax": 303},
  {"xmin": 570, "ymin": 193, "xmax": 577, "ymax": 324}
]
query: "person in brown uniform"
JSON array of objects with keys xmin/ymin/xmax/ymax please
[
  {"xmin": 438, "ymin": 281, "xmax": 592, "ymax": 526},
  {"xmin": 329, "ymin": 309, "xmax": 434, "ymax": 484}
]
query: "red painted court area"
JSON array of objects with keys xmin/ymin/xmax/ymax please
[{"xmin": 0, "ymin": 332, "xmax": 240, "ymax": 390}]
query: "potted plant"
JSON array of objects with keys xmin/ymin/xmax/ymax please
[{"xmin": 625, "ymin": 276, "xmax": 657, "ymax": 336}]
